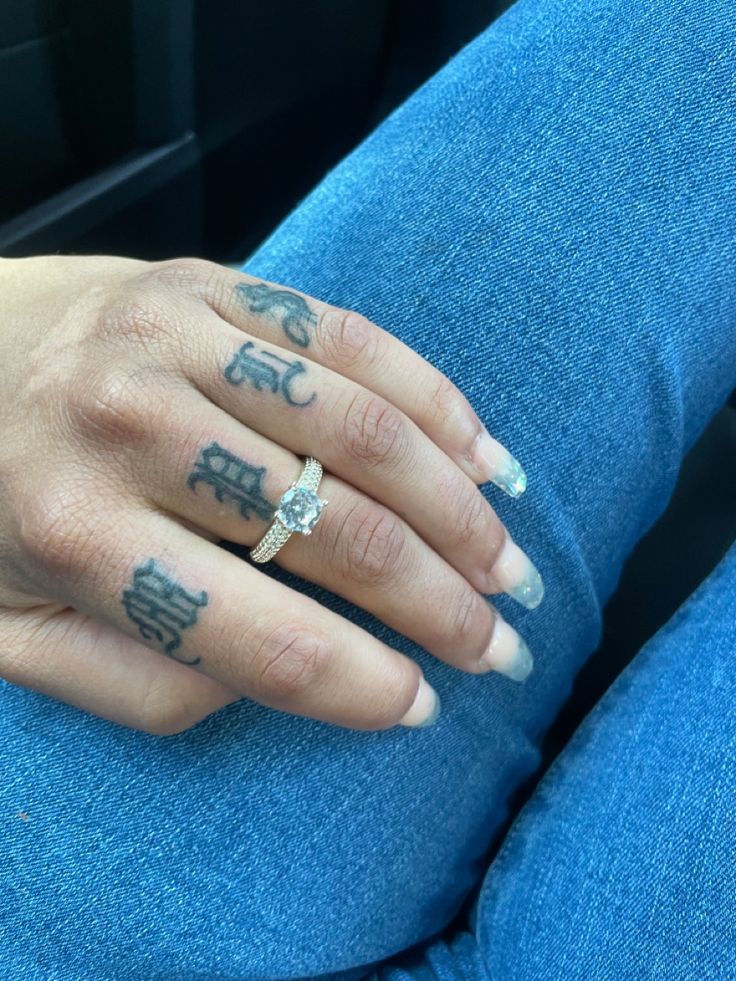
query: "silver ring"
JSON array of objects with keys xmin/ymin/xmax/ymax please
[{"xmin": 249, "ymin": 456, "xmax": 328, "ymax": 564}]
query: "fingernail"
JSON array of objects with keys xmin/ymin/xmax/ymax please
[
  {"xmin": 490, "ymin": 536, "xmax": 545, "ymax": 610},
  {"xmin": 479, "ymin": 613, "xmax": 534, "ymax": 682},
  {"xmin": 398, "ymin": 677, "xmax": 441, "ymax": 728},
  {"xmin": 471, "ymin": 430, "xmax": 527, "ymax": 498}
]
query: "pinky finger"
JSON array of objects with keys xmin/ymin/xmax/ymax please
[
  {"xmin": 0, "ymin": 606, "xmax": 238, "ymax": 735},
  {"xmin": 201, "ymin": 266, "xmax": 527, "ymax": 496}
]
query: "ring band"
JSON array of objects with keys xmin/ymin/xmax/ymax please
[{"xmin": 249, "ymin": 456, "xmax": 328, "ymax": 564}]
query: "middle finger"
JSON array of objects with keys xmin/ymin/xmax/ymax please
[
  {"xmin": 183, "ymin": 310, "xmax": 543, "ymax": 607},
  {"xmin": 129, "ymin": 393, "xmax": 534, "ymax": 682}
]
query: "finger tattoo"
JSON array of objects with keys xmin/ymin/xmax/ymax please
[
  {"xmin": 187, "ymin": 442, "xmax": 277, "ymax": 522},
  {"xmin": 234, "ymin": 282, "xmax": 316, "ymax": 347},
  {"xmin": 224, "ymin": 341, "xmax": 317, "ymax": 407},
  {"xmin": 122, "ymin": 558, "xmax": 208, "ymax": 664}
]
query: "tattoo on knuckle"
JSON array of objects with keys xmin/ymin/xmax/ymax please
[
  {"xmin": 253, "ymin": 622, "xmax": 328, "ymax": 700},
  {"xmin": 223, "ymin": 341, "xmax": 317, "ymax": 407},
  {"xmin": 341, "ymin": 392, "xmax": 406, "ymax": 468},
  {"xmin": 347, "ymin": 503, "xmax": 405, "ymax": 583},
  {"xmin": 233, "ymin": 281, "xmax": 317, "ymax": 348},
  {"xmin": 122, "ymin": 558, "xmax": 208, "ymax": 664},
  {"xmin": 187, "ymin": 442, "xmax": 277, "ymax": 522}
]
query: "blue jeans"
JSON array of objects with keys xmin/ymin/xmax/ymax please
[{"xmin": 2, "ymin": 0, "xmax": 735, "ymax": 978}]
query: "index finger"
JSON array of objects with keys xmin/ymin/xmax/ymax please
[
  {"xmin": 23, "ymin": 491, "xmax": 441, "ymax": 732},
  {"xmin": 192, "ymin": 263, "xmax": 526, "ymax": 498}
]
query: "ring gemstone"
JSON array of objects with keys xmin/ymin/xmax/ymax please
[{"xmin": 277, "ymin": 485, "xmax": 326, "ymax": 534}]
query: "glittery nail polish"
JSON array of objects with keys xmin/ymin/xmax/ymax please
[
  {"xmin": 490, "ymin": 536, "xmax": 545, "ymax": 610},
  {"xmin": 479, "ymin": 613, "xmax": 534, "ymax": 682},
  {"xmin": 472, "ymin": 430, "xmax": 527, "ymax": 498}
]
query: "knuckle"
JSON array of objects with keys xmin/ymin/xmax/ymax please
[
  {"xmin": 339, "ymin": 391, "xmax": 407, "ymax": 469},
  {"xmin": 66, "ymin": 368, "xmax": 155, "ymax": 447},
  {"xmin": 316, "ymin": 309, "xmax": 377, "ymax": 371},
  {"xmin": 137, "ymin": 687, "xmax": 203, "ymax": 736},
  {"xmin": 486, "ymin": 520, "xmax": 507, "ymax": 567},
  {"xmin": 140, "ymin": 716, "xmax": 189, "ymax": 737},
  {"xmin": 0, "ymin": 613, "xmax": 46, "ymax": 686},
  {"xmin": 251, "ymin": 621, "xmax": 330, "ymax": 702},
  {"xmin": 336, "ymin": 499, "xmax": 406, "ymax": 585},
  {"xmin": 368, "ymin": 667, "xmax": 426, "ymax": 731},
  {"xmin": 16, "ymin": 481, "xmax": 100, "ymax": 584},
  {"xmin": 97, "ymin": 293, "xmax": 176, "ymax": 346},
  {"xmin": 145, "ymin": 257, "xmax": 215, "ymax": 292},
  {"xmin": 449, "ymin": 483, "xmax": 490, "ymax": 548},
  {"xmin": 425, "ymin": 373, "xmax": 465, "ymax": 431},
  {"xmin": 445, "ymin": 587, "xmax": 488, "ymax": 655}
]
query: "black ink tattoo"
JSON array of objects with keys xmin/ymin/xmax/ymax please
[
  {"xmin": 187, "ymin": 442, "xmax": 276, "ymax": 522},
  {"xmin": 234, "ymin": 281, "xmax": 316, "ymax": 347},
  {"xmin": 224, "ymin": 341, "xmax": 317, "ymax": 407},
  {"xmin": 122, "ymin": 558, "xmax": 208, "ymax": 664}
]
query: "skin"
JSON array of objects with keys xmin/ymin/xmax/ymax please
[{"xmin": 0, "ymin": 255, "xmax": 540, "ymax": 735}]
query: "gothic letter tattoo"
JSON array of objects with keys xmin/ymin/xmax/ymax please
[
  {"xmin": 187, "ymin": 442, "xmax": 276, "ymax": 522},
  {"xmin": 234, "ymin": 281, "xmax": 316, "ymax": 347},
  {"xmin": 223, "ymin": 341, "xmax": 317, "ymax": 407},
  {"xmin": 122, "ymin": 559, "xmax": 208, "ymax": 664}
]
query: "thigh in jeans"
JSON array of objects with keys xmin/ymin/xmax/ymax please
[
  {"xmin": 1, "ymin": 0, "xmax": 735, "ymax": 978},
  {"xmin": 377, "ymin": 541, "xmax": 736, "ymax": 981},
  {"xmin": 474, "ymin": 541, "xmax": 736, "ymax": 980}
]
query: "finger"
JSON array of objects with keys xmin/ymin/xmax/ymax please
[
  {"xmin": 223, "ymin": 277, "xmax": 527, "ymax": 494},
  {"xmin": 17, "ymin": 490, "xmax": 441, "ymax": 730},
  {"xmin": 172, "ymin": 313, "xmax": 542, "ymax": 605},
  {"xmin": 128, "ymin": 394, "xmax": 534, "ymax": 680},
  {"xmin": 0, "ymin": 606, "xmax": 238, "ymax": 734},
  {"xmin": 152, "ymin": 259, "xmax": 527, "ymax": 496}
]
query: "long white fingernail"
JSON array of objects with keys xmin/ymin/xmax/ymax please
[
  {"xmin": 472, "ymin": 430, "xmax": 527, "ymax": 498},
  {"xmin": 479, "ymin": 613, "xmax": 534, "ymax": 682},
  {"xmin": 490, "ymin": 536, "xmax": 545, "ymax": 610},
  {"xmin": 398, "ymin": 677, "xmax": 441, "ymax": 727}
]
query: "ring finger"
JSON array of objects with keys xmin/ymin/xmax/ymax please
[
  {"xmin": 180, "ymin": 310, "xmax": 543, "ymax": 608},
  {"xmin": 126, "ymin": 392, "xmax": 533, "ymax": 683}
]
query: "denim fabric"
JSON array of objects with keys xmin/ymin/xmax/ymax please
[
  {"xmin": 474, "ymin": 539, "xmax": 736, "ymax": 980},
  {"xmin": 1, "ymin": 0, "xmax": 735, "ymax": 978},
  {"xmin": 376, "ymin": 541, "xmax": 736, "ymax": 979}
]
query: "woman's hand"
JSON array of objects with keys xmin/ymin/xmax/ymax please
[{"xmin": 0, "ymin": 255, "xmax": 542, "ymax": 734}]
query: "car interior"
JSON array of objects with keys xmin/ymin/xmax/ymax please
[{"xmin": 3, "ymin": 0, "xmax": 735, "ymax": 842}]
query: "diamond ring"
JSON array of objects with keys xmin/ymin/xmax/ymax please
[{"xmin": 249, "ymin": 456, "xmax": 328, "ymax": 564}]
